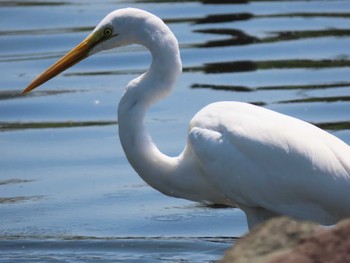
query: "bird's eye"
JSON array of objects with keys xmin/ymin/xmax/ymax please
[{"xmin": 104, "ymin": 27, "xmax": 113, "ymax": 37}]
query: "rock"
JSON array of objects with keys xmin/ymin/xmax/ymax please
[
  {"xmin": 270, "ymin": 218, "xmax": 350, "ymax": 263},
  {"xmin": 219, "ymin": 217, "xmax": 350, "ymax": 263}
]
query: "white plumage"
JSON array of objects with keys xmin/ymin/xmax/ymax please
[{"xmin": 23, "ymin": 8, "xmax": 350, "ymax": 229}]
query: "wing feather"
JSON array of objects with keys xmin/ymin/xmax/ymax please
[{"xmin": 188, "ymin": 101, "xmax": 350, "ymax": 224}]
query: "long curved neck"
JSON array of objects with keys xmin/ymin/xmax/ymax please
[{"xmin": 117, "ymin": 23, "xmax": 182, "ymax": 195}]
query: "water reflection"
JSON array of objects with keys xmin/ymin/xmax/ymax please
[
  {"xmin": 0, "ymin": 179, "xmax": 42, "ymax": 204},
  {"xmin": 279, "ymin": 95, "xmax": 350, "ymax": 104},
  {"xmin": 0, "ymin": 179, "xmax": 34, "ymax": 185},
  {"xmin": 264, "ymin": 29, "xmax": 350, "ymax": 43},
  {"xmin": 192, "ymin": 83, "xmax": 253, "ymax": 92},
  {"xmin": 195, "ymin": 28, "xmax": 258, "ymax": 47},
  {"xmin": 135, "ymin": 0, "xmax": 249, "ymax": 3},
  {"xmin": 0, "ymin": 196, "xmax": 44, "ymax": 204},
  {"xmin": 188, "ymin": 59, "xmax": 350, "ymax": 74},
  {"xmin": 0, "ymin": 27, "xmax": 93, "ymax": 37},
  {"xmin": 0, "ymin": 120, "xmax": 116, "ymax": 131},
  {"xmin": 314, "ymin": 121, "xmax": 350, "ymax": 131},
  {"xmin": 192, "ymin": 82, "xmax": 350, "ymax": 92},
  {"xmin": 195, "ymin": 27, "xmax": 350, "ymax": 48},
  {"xmin": 0, "ymin": 236, "xmax": 235, "ymax": 262},
  {"xmin": 195, "ymin": 13, "xmax": 253, "ymax": 24},
  {"xmin": 0, "ymin": 89, "xmax": 79, "ymax": 100},
  {"xmin": 0, "ymin": 1, "xmax": 68, "ymax": 7}
]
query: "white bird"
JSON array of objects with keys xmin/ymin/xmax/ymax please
[{"xmin": 23, "ymin": 8, "xmax": 350, "ymax": 229}]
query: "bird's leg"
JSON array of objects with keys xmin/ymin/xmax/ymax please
[{"xmin": 239, "ymin": 204, "xmax": 280, "ymax": 229}]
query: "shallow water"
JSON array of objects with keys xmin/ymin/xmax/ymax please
[{"xmin": 1, "ymin": 0, "xmax": 350, "ymax": 262}]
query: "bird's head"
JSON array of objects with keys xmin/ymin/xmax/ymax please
[{"xmin": 22, "ymin": 8, "xmax": 158, "ymax": 94}]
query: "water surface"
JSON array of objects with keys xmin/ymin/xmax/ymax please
[{"xmin": 1, "ymin": 0, "xmax": 350, "ymax": 262}]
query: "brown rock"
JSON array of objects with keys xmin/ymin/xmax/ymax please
[
  {"xmin": 220, "ymin": 217, "xmax": 350, "ymax": 263},
  {"xmin": 219, "ymin": 216, "xmax": 318, "ymax": 263},
  {"xmin": 270, "ymin": 219, "xmax": 350, "ymax": 263}
]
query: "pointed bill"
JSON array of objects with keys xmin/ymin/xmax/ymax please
[{"xmin": 22, "ymin": 33, "xmax": 96, "ymax": 95}]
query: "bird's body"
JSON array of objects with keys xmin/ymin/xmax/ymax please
[
  {"xmin": 189, "ymin": 101, "xmax": 350, "ymax": 227},
  {"xmin": 23, "ymin": 8, "xmax": 350, "ymax": 229}
]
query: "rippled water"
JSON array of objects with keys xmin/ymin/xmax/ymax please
[{"xmin": 1, "ymin": 0, "xmax": 350, "ymax": 262}]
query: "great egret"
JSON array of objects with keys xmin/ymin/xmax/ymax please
[{"xmin": 23, "ymin": 8, "xmax": 350, "ymax": 229}]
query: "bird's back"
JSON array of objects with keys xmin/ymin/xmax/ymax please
[{"xmin": 188, "ymin": 101, "xmax": 350, "ymax": 224}]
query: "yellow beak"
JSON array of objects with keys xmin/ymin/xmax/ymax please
[{"xmin": 22, "ymin": 33, "xmax": 97, "ymax": 95}]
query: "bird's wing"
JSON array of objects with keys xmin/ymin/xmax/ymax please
[{"xmin": 188, "ymin": 102, "xmax": 350, "ymax": 223}]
